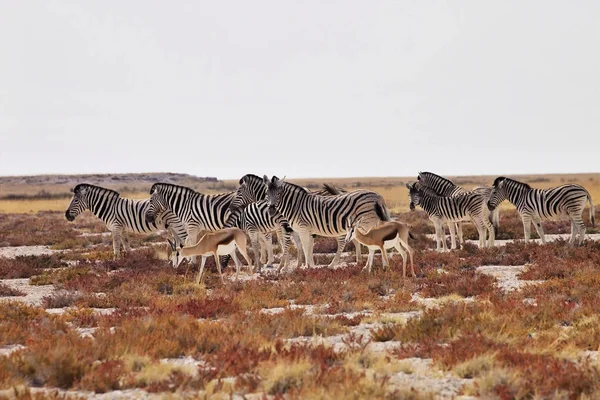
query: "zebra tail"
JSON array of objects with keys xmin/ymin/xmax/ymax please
[
  {"xmin": 323, "ymin": 183, "xmax": 342, "ymax": 195},
  {"xmin": 588, "ymin": 194, "xmax": 595, "ymax": 227},
  {"xmin": 375, "ymin": 198, "xmax": 391, "ymax": 222}
]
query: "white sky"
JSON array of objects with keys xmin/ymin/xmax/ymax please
[{"xmin": 1, "ymin": 1, "xmax": 599, "ymax": 179}]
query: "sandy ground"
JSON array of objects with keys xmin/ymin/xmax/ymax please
[
  {"xmin": 1, "ymin": 234, "xmax": 597, "ymax": 399},
  {"xmin": 0, "ymin": 245, "xmax": 58, "ymax": 259},
  {"xmin": 0, "ymin": 278, "xmax": 54, "ymax": 306}
]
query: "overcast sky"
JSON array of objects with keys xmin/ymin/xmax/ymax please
[{"xmin": 1, "ymin": 1, "xmax": 599, "ymax": 179}]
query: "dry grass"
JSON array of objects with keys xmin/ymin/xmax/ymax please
[
  {"xmin": 2, "ymin": 173, "xmax": 598, "ymax": 214},
  {"xmin": 2, "ymin": 172, "xmax": 600, "ymax": 398}
]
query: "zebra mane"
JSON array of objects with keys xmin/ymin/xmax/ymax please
[
  {"xmin": 274, "ymin": 179, "xmax": 309, "ymax": 193},
  {"xmin": 239, "ymin": 174, "xmax": 263, "ymax": 185},
  {"xmin": 73, "ymin": 183, "xmax": 120, "ymax": 197},
  {"xmin": 150, "ymin": 182, "xmax": 198, "ymax": 195},
  {"xmin": 493, "ymin": 177, "xmax": 531, "ymax": 189},
  {"xmin": 418, "ymin": 171, "xmax": 457, "ymax": 187}
]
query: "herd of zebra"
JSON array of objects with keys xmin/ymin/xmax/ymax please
[{"xmin": 65, "ymin": 172, "xmax": 596, "ymax": 278}]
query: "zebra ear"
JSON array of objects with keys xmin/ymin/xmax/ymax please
[
  {"xmin": 263, "ymin": 175, "xmax": 269, "ymax": 185},
  {"xmin": 405, "ymin": 183, "xmax": 412, "ymax": 190},
  {"xmin": 281, "ymin": 175, "xmax": 286, "ymax": 182}
]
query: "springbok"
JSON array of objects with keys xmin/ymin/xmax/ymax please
[
  {"xmin": 346, "ymin": 219, "xmax": 416, "ymax": 278},
  {"xmin": 168, "ymin": 228, "xmax": 253, "ymax": 284}
]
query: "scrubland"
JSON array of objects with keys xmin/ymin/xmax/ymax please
[{"xmin": 1, "ymin": 173, "xmax": 600, "ymax": 398}]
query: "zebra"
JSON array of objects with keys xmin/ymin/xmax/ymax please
[
  {"xmin": 265, "ymin": 175, "xmax": 391, "ymax": 268},
  {"xmin": 487, "ymin": 177, "xmax": 595, "ymax": 245},
  {"xmin": 144, "ymin": 183, "xmax": 248, "ymax": 270},
  {"xmin": 224, "ymin": 200, "xmax": 295, "ymax": 272},
  {"xmin": 232, "ymin": 175, "xmax": 364, "ymax": 266},
  {"xmin": 65, "ymin": 183, "xmax": 187, "ymax": 260},
  {"xmin": 417, "ymin": 171, "xmax": 500, "ymax": 247},
  {"xmin": 406, "ymin": 182, "xmax": 495, "ymax": 251}
]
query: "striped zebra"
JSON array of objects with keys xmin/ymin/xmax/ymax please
[
  {"xmin": 65, "ymin": 183, "xmax": 187, "ymax": 260},
  {"xmin": 144, "ymin": 183, "xmax": 247, "ymax": 270},
  {"xmin": 265, "ymin": 175, "xmax": 391, "ymax": 268},
  {"xmin": 233, "ymin": 175, "xmax": 364, "ymax": 266},
  {"xmin": 406, "ymin": 182, "xmax": 495, "ymax": 251},
  {"xmin": 224, "ymin": 201, "xmax": 296, "ymax": 272},
  {"xmin": 417, "ymin": 171, "xmax": 500, "ymax": 247},
  {"xmin": 487, "ymin": 177, "xmax": 595, "ymax": 245}
]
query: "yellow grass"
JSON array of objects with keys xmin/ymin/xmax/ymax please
[{"xmin": 1, "ymin": 174, "xmax": 599, "ymax": 214}]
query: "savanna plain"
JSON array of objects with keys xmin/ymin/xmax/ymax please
[{"xmin": 1, "ymin": 173, "xmax": 600, "ymax": 399}]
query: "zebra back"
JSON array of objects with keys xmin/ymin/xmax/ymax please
[
  {"xmin": 267, "ymin": 177, "xmax": 389, "ymax": 236},
  {"xmin": 417, "ymin": 171, "xmax": 465, "ymax": 196},
  {"xmin": 149, "ymin": 182, "xmax": 235, "ymax": 232}
]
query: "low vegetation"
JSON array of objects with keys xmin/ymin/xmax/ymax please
[{"xmin": 1, "ymin": 173, "xmax": 599, "ymax": 397}]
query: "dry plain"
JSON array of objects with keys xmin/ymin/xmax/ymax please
[{"xmin": 1, "ymin": 172, "xmax": 600, "ymax": 399}]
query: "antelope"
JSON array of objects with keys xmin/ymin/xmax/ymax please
[
  {"xmin": 168, "ymin": 228, "xmax": 253, "ymax": 284},
  {"xmin": 345, "ymin": 219, "xmax": 416, "ymax": 278}
]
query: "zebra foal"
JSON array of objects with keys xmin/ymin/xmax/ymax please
[
  {"xmin": 417, "ymin": 171, "xmax": 500, "ymax": 247},
  {"xmin": 65, "ymin": 183, "xmax": 186, "ymax": 259},
  {"xmin": 407, "ymin": 182, "xmax": 495, "ymax": 251},
  {"xmin": 487, "ymin": 177, "xmax": 595, "ymax": 245}
]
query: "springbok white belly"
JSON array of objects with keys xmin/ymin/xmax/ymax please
[{"xmin": 216, "ymin": 241, "xmax": 237, "ymax": 255}]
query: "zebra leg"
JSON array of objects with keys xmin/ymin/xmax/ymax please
[
  {"xmin": 457, "ymin": 222, "xmax": 464, "ymax": 246},
  {"xmin": 230, "ymin": 251, "xmax": 242, "ymax": 272},
  {"xmin": 448, "ymin": 222, "xmax": 457, "ymax": 250},
  {"xmin": 250, "ymin": 232, "xmax": 263, "ymax": 272},
  {"xmin": 353, "ymin": 239, "xmax": 362, "ymax": 263},
  {"xmin": 121, "ymin": 234, "xmax": 131, "ymax": 253},
  {"xmin": 259, "ymin": 234, "xmax": 269, "ymax": 264},
  {"xmin": 570, "ymin": 220, "xmax": 578, "ymax": 245},
  {"xmin": 298, "ymin": 231, "xmax": 314, "ymax": 268},
  {"xmin": 571, "ymin": 215, "xmax": 586, "ymax": 246},
  {"xmin": 275, "ymin": 229, "xmax": 290, "ymax": 272},
  {"xmin": 264, "ymin": 233, "xmax": 274, "ymax": 267},
  {"xmin": 291, "ymin": 232, "xmax": 304, "ymax": 266},
  {"xmin": 533, "ymin": 219, "xmax": 546, "ymax": 244},
  {"xmin": 473, "ymin": 218, "xmax": 487, "ymax": 248},
  {"xmin": 307, "ymin": 234, "xmax": 317, "ymax": 268},
  {"xmin": 111, "ymin": 230, "xmax": 122, "ymax": 260},
  {"xmin": 485, "ymin": 216, "xmax": 495, "ymax": 247},
  {"xmin": 433, "ymin": 221, "xmax": 444, "ymax": 252},
  {"xmin": 328, "ymin": 236, "xmax": 346, "ymax": 268},
  {"xmin": 521, "ymin": 216, "xmax": 532, "ymax": 242}
]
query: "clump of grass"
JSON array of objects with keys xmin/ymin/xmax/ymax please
[
  {"xmin": 42, "ymin": 290, "xmax": 81, "ymax": 308},
  {"xmin": 0, "ymin": 283, "xmax": 25, "ymax": 296},
  {"xmin": 30, "ymin": 266, "xmax": 92, "ymax": 286},
  {"xmin": 0, "ymin": 254, "xmax": 67, "ymax": 279}
]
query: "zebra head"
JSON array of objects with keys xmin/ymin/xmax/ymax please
[
  {"xmin": 487, "ymin": 177, "xmax": 508, "ymax": 211},
  {"xmin": 265, "ymin": 175, "xmax": 285, "ymax": 217},
  {"xmin": 146, "ymin": 183, "xmax": 169, "ymax": 224},
  {"xmin": 405, "ymin": 182, "xmax": 421, "ymax": 211},
  {"xmin": 65, "ymin": 184, "xmax": 91, "ymax": 221},
  {"xmin": 229, "ymin": 182, "xmax": 256, "ymax": 213}
]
